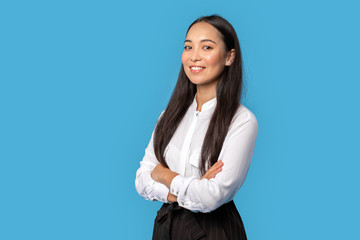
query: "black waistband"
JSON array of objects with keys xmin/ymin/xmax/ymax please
[{"xmin": 155, "ymin": 200, "xmax": 235, "ymax": 240}]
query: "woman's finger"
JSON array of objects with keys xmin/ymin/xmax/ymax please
[
  {"xmin": 201, "ymin": 160, "xmax": 224, "ymax": 180},
  {"xmin": 208, "ymin": 160, "xmax": 223, "ymax": 173}
]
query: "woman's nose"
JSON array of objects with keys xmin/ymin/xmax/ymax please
[{"xmin": 190, "ymin": 48, "xmax": 201, "ymax": 62}]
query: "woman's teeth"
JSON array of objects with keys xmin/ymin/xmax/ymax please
[{"xmin": 190, "ymin": 67, "xmax": 205, "ymax": 70}]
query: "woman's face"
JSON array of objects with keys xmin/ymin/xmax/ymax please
[{"xmin": 182, "ymin": 22, "xmax": 233, "ymax": 88}]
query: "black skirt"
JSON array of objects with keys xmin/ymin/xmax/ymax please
[{"xmin": 152, "ymin": 200, "xmax": 247, "ymax": 240}]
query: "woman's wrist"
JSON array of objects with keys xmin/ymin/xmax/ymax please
[
  {"xmin": 162, "ymin": 171, "xmax": 179, "ymax": 189},
  {"xmin": 167, "ymin": 192, "xmax": 177, "ymax": 202}
]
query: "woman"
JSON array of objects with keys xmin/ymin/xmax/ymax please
[{"xmin": 135, "ymin": 15, "xmax": 258, "ymax": 240}]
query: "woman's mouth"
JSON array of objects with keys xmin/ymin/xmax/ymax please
[{"xmin": 190, "ymin": 66, "xmax": 206, "ymax": 73}]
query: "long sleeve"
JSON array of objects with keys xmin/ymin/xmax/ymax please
[
  {"xmin": 169, "ymin": 111, "xmax": 258, "ymax": 213},
  {"xmin": 135, "ymin": 112, "xmax": 170, "ymax": 203}
]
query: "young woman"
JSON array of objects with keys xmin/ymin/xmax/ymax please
[{"xmin": 135, "ymin": 15, "xmax": 258, "ymax": 240}]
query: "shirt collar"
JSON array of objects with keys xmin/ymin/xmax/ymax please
[{"xmin": 191, "ymin": 93, "xmax": 217, "ymax": 112}]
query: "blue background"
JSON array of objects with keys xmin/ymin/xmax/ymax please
[{"xmin": 1, "ymin": 0, "xmax": 359, "ymax": 239}]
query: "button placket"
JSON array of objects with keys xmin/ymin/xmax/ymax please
[{"xmin": 178, "ymin": 111, "xmax": 199, "ymax": 176}]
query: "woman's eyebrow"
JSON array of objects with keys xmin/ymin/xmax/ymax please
[{"xmin": 184, "ymin": 39, "xmax": 217, "ymax": 44}]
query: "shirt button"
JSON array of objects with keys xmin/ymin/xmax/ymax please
[
  {"xmin": 176, "ymin": 191, "xmax": 179, "ymax": 195},
  {"xmin": 181, "ymin": 201, "xmax": 184, "ymax": 205}
]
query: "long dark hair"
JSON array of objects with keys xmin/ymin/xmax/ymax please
[{"xmin": 154, "ymin": 15, "xmax": 243, "ymax": 175}]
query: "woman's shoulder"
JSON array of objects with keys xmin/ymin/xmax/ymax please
[
  {"xmin": 232, "ymin": 104, "xmax": 257, "ymax": 125},
  {"xmin": 227, "ymin": 104, "xmax": 258, "ymax": 135}
]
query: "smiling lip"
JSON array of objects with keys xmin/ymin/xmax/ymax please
[{"xmin": 189, "ymin": 66, "xmax": 206, "ymax": 73}]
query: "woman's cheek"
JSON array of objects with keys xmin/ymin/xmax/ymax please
[
  {"xmin": 204, "ymin": 52, "xmax": 220, "ymax": 65},
  {"xmin": 181, "ymin": 52, "xmax": 188, "ymax": 65}
]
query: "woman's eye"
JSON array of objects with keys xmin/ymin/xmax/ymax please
[
  {"xmin": 184, "ymin": 46, "xmax": 192, "ymax": 50},
  {"xmin": 203, "ymin": 46, "xmax": 212, "ymax": 50}
]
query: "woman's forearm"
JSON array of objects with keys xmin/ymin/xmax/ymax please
[
  {"xmin": 151, "ymin": 164, "xmax": 179, "ymax": 189},
  {"xmin": 151, "ymin": 164, "xmax": 178, "ymax": 202}
]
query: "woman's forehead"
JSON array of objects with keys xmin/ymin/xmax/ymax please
[{"xmin": 186, "ymin": 22, "xmax": 222, "ymax": 42}]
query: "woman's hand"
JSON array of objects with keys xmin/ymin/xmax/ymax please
[{"xmin": 201, "ymin": 160, "xmax": 223, "ymax": 180}]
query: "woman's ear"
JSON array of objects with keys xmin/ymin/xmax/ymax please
[{"xmin": 225, "ymin": 49, "xmax": 236, "ymax": 66}]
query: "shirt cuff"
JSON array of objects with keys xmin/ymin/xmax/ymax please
[
  {"xmin": 169, "ymin": 175, "xmax": 186, "ymax": 196},
  {"xmin": 152, "ymin": 182, "xmax": 170, "ymax": 203},
  {"xmin": 169, "ymin": 175, "xmax": 208, "ymax": 212},
  {"xmin": 170, "ymin": 175, "xmax": 196, "ymax": 197}
]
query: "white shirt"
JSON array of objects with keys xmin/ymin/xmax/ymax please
[{"xmin": 135, "ymin": 95, "xmax": 258, "ymax": 213}]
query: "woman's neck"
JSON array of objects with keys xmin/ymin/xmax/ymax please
[{"xmin": 196, "ymin": 83, "xmax": 217, "ymax": 112}]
